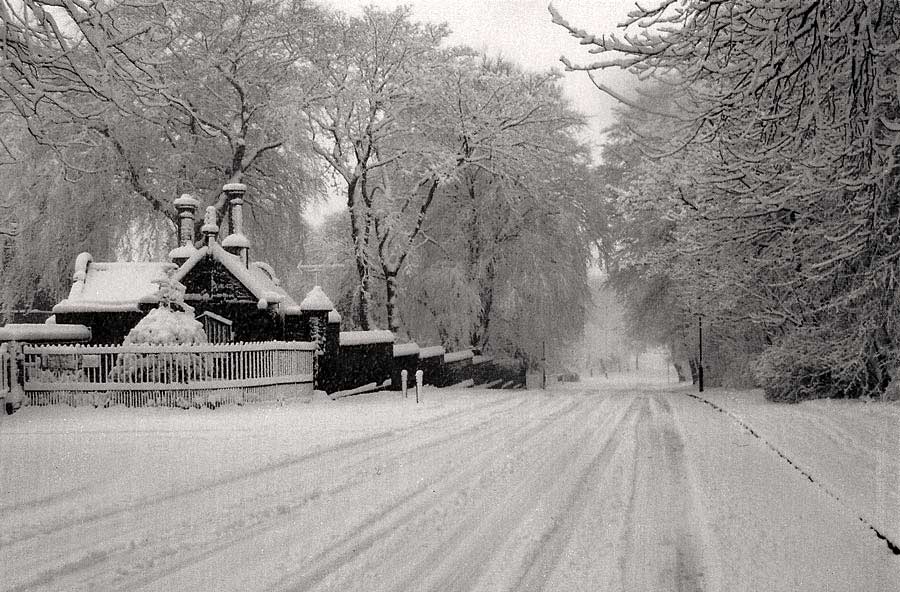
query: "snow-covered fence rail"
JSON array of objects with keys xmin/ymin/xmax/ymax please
[
  {"xmin": 20, "ymin": 341, "xmax": 316, "ymax": 407},
  {"xmin": 440, "ymin": 349, "xmax": 474, "ymax": 387},
  {"xmin": 318, "ymin": 331, "xmax": 395, "ymax": 394}
]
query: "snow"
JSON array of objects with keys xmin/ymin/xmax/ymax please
[
  {"xmin": 53, "ymin": 260, "xmax": 177, "ymax": 314},
  {"xmin": 443, "ymin": 349, "xmax": 473, "ymax": 363},
  {"xmin": 1, "ymin": 374, "xmax": 898, "ymax": 591},
  {"xmin": 299, "ymin": 285, "xmax": 334, "ymax": 311},
  {"xmin": 173, "ymin": 194, "xmax": 200, "ymax": 208},
  {"xmin": 0, "ymin": 323, "xmax": 91, "ymax": 343},
  {"xmin": 72, "ymin": 252, "xmax": 92, "ymax": 282},
  {"xmin": 221, "ymin": 233, "xmax": 250, "ymax": 249},
  {"xmin": 123, "ymin": 306, "xmax": 207, "ymax": 345},
  {"xmin": 327, "ymin": 310, "xmax": 342, "ymax": 324},
  {"xmin": 393, "ymin": 342, "xmax": 420, "ymax": 357},
  {"xmin": 173, "ymin": 244, "xmax": 301, "ymax": 314},
  {"xmin": 209, "ymin": 243, "xmax": 284, "ymax": 304},
  {"xmin": 251, "ymin": 262, "xmax": 280, "ymax": 286},
  {"xmin": 689, "ymin": 388, "xmax": 900, "ymax": 548},
  {"xmin": 168, "ymin": 244, "xmax": 198, "ymax": 261},
  {"xmin": 339, "ymin": 330, "xmax": 395, "ymax": 346},
  {"xmin": 200, "ymin": 206, "xmax": 219, "ymax": 235},
  {"xmin": 418, "ymin": 345, "xmax": 445, "ymax": 358},
  {"xmin": 222, "ymin": 183, "xmax": 247, "ymax": 192}
]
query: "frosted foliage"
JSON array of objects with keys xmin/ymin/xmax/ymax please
[
  {"xmin": 109, "ymin": 308, "xmax": 208, "ymax": 390},
  {"xmin": 124, "ymin": 307, "xmax": 207, "ymax": 346}
]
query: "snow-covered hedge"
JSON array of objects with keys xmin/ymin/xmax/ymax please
[
  {"xmin": 753, "ymin": 324, "xmax": 891, "ymax": 402},
  {"xmin": 107, "ymin": 275, "xmax": 209, "ymax": 399}
]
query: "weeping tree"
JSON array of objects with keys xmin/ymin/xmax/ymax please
[{"xmin": 0, "ymin": 0, "xmax": 323, "ymax": 316}]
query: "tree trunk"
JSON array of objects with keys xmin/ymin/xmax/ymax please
[
  {"xmin": 384, "ymin": 270, "xmax": 401, "ymax": 334},
  {"xmin": 473, "ymin": 260, "xmax": 495, "ymax": 350},
  {"xmin": 674, "ymin": 360, "xmax": 688, "ymax": 382},
  {"xmin": 347, "ymin": 178, "xmax": 373, "ymax": 330}
]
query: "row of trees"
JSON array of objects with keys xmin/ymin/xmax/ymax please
[
  {"xmin": 555, "ymin": 0, "xmax": 900, "ymax": 399},
  {"xmin": 1, "ymin": 1, "xmax": 605, "ymax": 365}
]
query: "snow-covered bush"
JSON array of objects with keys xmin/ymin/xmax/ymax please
[
  {"xmin": 107, "ymin": 273, "xmax": 209, "ymax": 388},
  {"xmin": 754, "ymin": 325, "xmax": 892, "ymax": 403},
  {"xmin": 122, "ymin": 306, "xmax": 207, "ymax": 346}
]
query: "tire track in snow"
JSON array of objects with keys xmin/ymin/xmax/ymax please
[
  {"xmin": 612, "ymin": 395, "xmax": 716, "ymax": 592},
  {"xmin": 383, "ymin": 394, "xmax": 637, "ymax": 592},
  {"xmin": 505, "ymin": 396, "xmax": 642, "ymax": 592},
  {"xmin": 1, "ymin": 393, "xmax": 523, "ymax": 549},
  {"xmin": 114, "ymin": 396, "xmax": 581, "ymax": 592},
  {"xmin": 86, "ymin": 395, "xmax": 582, "ymax": 592},
  {"xmin": 2, "ymin": 394, "xmax": 537, "ymax": 592},
  {"xmin": 684, "ymin": 391, "xmax": 900, "ymax": 556},
  {"xmin": 263, "ymin": 393, "xmax": 608, "ymax": 592}
]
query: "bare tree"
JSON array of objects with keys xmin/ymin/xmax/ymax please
[{"xmin": 299, "ymin": 6, "xmax": 450, "ymax": 329}]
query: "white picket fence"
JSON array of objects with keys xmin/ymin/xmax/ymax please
[{"xmin": 19, "ymin": 341, "xmax": 316, "ymax": 407}]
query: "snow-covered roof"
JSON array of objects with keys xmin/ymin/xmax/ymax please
[
  {"xmin": 172, "ymin": 243, "xmax": 301, "ymax": 314},
  {"xmin": 56, "ymin": 239, "xmax": 304, "ymax": 318},
  {"xmin": 444, "ymin": 350, "xmax": 474, "ymax": 363},
  {"xmin": 393, "ymin": 342, "xmax": 420, "ymax": 357},
  {"xmin": 53, "ymin": 255, "xmax": 177, "ymax": 314},
  {"xmin": 169, "ymin": 244, "xmax": 198, "ymax": 261},
  {"xmin": 252, "ymin": 262, "xmax": 280, "ymax": 286},
  {"xmin": 418, "ymin": 345, "xmax": 446, "ymax": 359},
  {"xmin": 339, "ymin": 330, "xmax": 396, "ymax": 346},
  {"xmin": 0, "ymin": 323, "xmax": 91, "ymax": 342},
  {"xmin": 299, "ymin": 286, "xmax": 334, "ymax": 311},
  {"xmin": 327, "ymin": 309, "xmax": 342, "ymax": 324}
]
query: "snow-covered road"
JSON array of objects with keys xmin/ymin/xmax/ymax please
[{"xmin": 2, "ymin": 380, "xmax": 899, "ymax": 591}]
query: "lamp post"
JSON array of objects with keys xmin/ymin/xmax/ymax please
[
  {"xmin": 698, "ymin": 314, "xmax": 704, "ymax": 393},
  {"xmin": 695, "ymin": 256, "xmax": 704, "ymax": 393}
]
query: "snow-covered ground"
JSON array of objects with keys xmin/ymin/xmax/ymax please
[{"xmin": 1, "ymin": 372, "xmax": 898, "ymax": 591}]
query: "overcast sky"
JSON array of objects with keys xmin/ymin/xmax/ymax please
[{"xmin": 319, "ymin": 0, "xmax": 635, "ymax": 152}]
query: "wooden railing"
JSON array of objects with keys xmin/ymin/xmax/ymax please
[{"xmin": 19, "ymin": 341, "xmax": 316, "ymax": 407}]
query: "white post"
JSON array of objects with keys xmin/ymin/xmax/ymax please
[
  {"xmin": 415, "ymin": 369, "xmax": 423, "ymax": 404},
  {"xmin": 7, "ymin": 341, "xmax": 24, "ymax": 412},
  {"xmin": 401, "ymin": 369, "xmax": 408, "ymax": 398}
]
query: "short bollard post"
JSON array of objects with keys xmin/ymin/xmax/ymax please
[
  {"xmin": 401, "ymin": 369, "xmax": 408, "ymax": 398},
  {"xmin": 415, "ymin": 369, "xmax": 423, "ymax": 404},
  {"xmin": 7, "ymin": 341, "xmax": 24, "ymax": 413}
]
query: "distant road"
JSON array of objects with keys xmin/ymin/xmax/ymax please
[{"xmin": 1, "ymin": 382, "xmax": 898, "ymax": 591}]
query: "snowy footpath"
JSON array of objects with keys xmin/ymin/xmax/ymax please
[{"xmin": 1, "ymin": 376, "xmax": 899, "ymax": 591}]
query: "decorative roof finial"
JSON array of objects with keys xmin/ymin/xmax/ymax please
[{"xmin": 201, "ymin": 206, "xmax": 219, "ymax": 244}]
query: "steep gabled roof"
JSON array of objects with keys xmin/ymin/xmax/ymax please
[
  {"xmin": 52, "ymin": 254, "xmax": 176, "ymax": 314},
  {"xmin": 53, "ymin": 242, "xmax": 304, "ymax": 316},
  {"xmin": 172, "ymin": 242, "xmax": 302, "ymax": 314}
]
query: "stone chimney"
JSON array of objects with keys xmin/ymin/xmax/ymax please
[
  {"xmin": 221, "ymin": 183, "xmax": 250, "ymax": 267},
  {"xmin": 169, "ymin": 194, "xmax": 200, "ymax": 264},
  {"xmin": 201, "ymin": 205, "xmax": 219, "ymax": 246}
]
